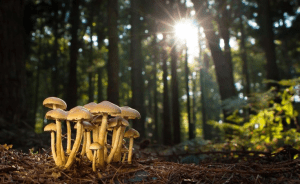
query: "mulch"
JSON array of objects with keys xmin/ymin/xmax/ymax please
[{"xmin": 1, "ymin": 144, "xmax": 300, "ymax": 183}]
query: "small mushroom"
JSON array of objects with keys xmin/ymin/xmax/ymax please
[
  {"xmin": 44, "ymin": 123, "xmax": 58, "ymax": 165},
  {"xmin": 89, "ymin": 142, "xmax": 102, "ymax": 172},
  {"xmin": 45, "ymin": 108, "xmax": 68, "ymax": 166},
  {"xmin": 124, "ymin": 128, "xmax": 140, "ymax": 164}
]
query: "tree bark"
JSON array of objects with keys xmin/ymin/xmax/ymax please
[
  {"xmin": 258, "ymin": 0, "xmax": 280, "ymax": 88},
  {"xmin": 0, "ymin": 0, "xmax": 26, "ymax": 126},
  {"xmin": 192, "ymin": 0, "xmax": 236, "ymax": 101},
  {"xmin": 162, "ymin": 34, "xmax": 172, "ymax": 145},
  {"xmin": 171, "ymin": 37, "xmax": 181, "ymax": 144},
  {"xmin": 107, "ymin": 0, "xmax": 119, "ymax": 104},
  {"xmin": 67, "ymin": 0, "xmax": 80, "ymax": 109},
  {"xmin": 88, "ymin": 0, "xmax": 95, "ymax": 102}
]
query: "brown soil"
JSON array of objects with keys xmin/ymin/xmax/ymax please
[{"xmin": 1, "ymin": 144, "xmax": 300, "ymax": 183}]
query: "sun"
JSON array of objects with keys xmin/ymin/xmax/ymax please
[{"xmin": 174, "ymin": 19, "xmax": 199, "ymax": 63}]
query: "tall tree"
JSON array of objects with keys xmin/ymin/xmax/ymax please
[
  {"xmin": 257, "ymin": 0, "xmax": 280, "ymax": 88},
  {"xmin": 162, "ymin": 34, "xmax": 173, "ymax": 145},
  {"xmin": 130, "ymin": 0, "xmax": 145, "ymax": 137},
  {"xmin": 171, "ymin": 39, "xmax": 181, "ymax": 144},
  {"xmin": 107, "ymin": 0, "xmax": 119, "ymax": 104},
  {"xmin": 88, "ymin": 0, "xmax": 95, "ymax": 102},
  {"xmin": 67, "ymin": 0, "xmax": 80, "ymax": 109},
  {"xmin": 192, "ymin": 0, "xmax": 236, "ymax": 114},
  {"xmin": 0, "ymin": 0, "xmax": 26, "ymax": 126}
]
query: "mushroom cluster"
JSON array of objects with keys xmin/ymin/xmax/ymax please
[{"xmin": 43, "ymin": 97, "xmax": 140, "ymax": 171}]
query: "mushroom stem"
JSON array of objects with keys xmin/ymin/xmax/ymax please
[
  {"xmin": 104, "ymin": 131, "xmax": 108, "ymax": 160},
  {"xmin": 107, "ymin": 127, "xmax": 121, "ymax": 164},
  {"xmin": 81, "ymin": 131, "xmax": 87, "ymax": 157},
  {"xmin": 50, "ymin": 131, "xmax": 58, "ymax": 165},
  {"xmin": 128, "ymin": 138, "xmax": 134, "ymax": 164},
  {"xmin": 113, "ymin": 126, "xmax": 126, "ymax": 162},
  {"xmin": 93, "ymin": 125, "xmax": 99, "ymax": 143},
  {"xmin": 55, "ymin": 119, "xmax": 63, "ymax": 166},
  {"xmin": 98, "ymin": 114, "xmax": 108, "ymax": 168},
  {"xmin": 66, "ymin": 120, "xmax": 71, "ymax": 154},
  {"xmin": 112, "ymin": 126, "xmax": 118, "ymax": 147},
  {"xmin": 86, "ymin": 131, "xmax": 93, "ymax": 161},
  {"xmin": 64, "ymin": 122, "xmax": 83, "ymax": 169},
  {"xmin": 92, "ymin": 150, "xmax": 97, "ymax": 172}
]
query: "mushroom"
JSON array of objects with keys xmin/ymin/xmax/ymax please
[
  {"xmin": 81, "ymin": 121, "xmax": 94, "ymax": 158},
  {"xmin": 121, "ymin": 147, "xmax": 129, "ymax": 163},
  {"xmin": 91, "ymin": 115, "xmax": 103, "ymax": 143},
  {"xmin": 124, "ymin": 128, "xmax": 140, "ymax": 164},
  {"xmin": 44, "ymin": 123, "xmax": 58, "ymax": 165},
  {"xmin": 112, "ymin": 106, "xmax": 140, "ymax": 162},
  {"xmin": 43, "ymin": 97, "xmax": 67, "ymax": 110},
  {"xmin": 64, "ymin": 108, "xmax": 92, "ymax": 169},
  {"xmin": 89, "ymin": 101, "xmax": 121, "ymax": 168},
  {"xmin": 89, "ymin": 142, "xmax": 102, "ymax": 172},
  {"xmin": 45, "ymin": 108, "xmax": 68, "ymax": 166},
  {"xmin": 106, "ymin": 117, "xmax": 129, "ymax": 164}
]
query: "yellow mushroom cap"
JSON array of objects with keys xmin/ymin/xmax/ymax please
[
  {"xmin": 43, "ymin": 97, "xmax": 67, "ymax": 110},
  {"xmin": 89, "ymin": 142, "xmax": 102, "ymax": 150},
  {"xmin": 82, "ymin": 121, "xmax": 95, "ymax": 131},
  {"xmin": 45, "ymin": 108, "xmax": 68, "ymax": 120},
  {"xmin": 67, "ymin": 108, "xmax": 93, "ymax": 122},
  {"xmin": 90, "ymin": 101, "xmax": 121, "ymax": 115},
  {"xmin": 113, "ymin": 106, "xmax": 141, "ymax": 119},
  {"xmin": 69, "ymin": 106, "xmax": 86, "ymax": 113},
  {"xmin": 124, "ymin": 128, "xmax": 140, "ymax": 139},
  {"xmin": 83, "ymin": 102, "xmax": 97, "ymax": 112},
  {"xmin": 44, "ymin": 123, "xmax": 57, "ymax": 132},
  {"xmin": 108, "ymin": 117, "xmax": 129, "ymax": 128}
]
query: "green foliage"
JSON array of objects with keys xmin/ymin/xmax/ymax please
[{"xmin": 210, "ymin": 78, "xmax": 300, "ymax": 151}]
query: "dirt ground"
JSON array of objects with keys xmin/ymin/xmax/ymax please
[{"xmin": 1, "ymin": 144, "xmax": 300, "ymax": 183}]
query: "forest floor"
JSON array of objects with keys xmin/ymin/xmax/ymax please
[{"xmin": 1, "ymin": 144, "xmax": 300, "ymax": 184}]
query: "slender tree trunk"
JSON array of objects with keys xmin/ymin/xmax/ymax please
[
  {"xmin": 67, "ymin": 0, "xmax": 80, "ymax": 109},
  {"xmin": 0, "ymin": 0, "xmax": 26, "ymax": 127},
  {"xmin": 51, "ymin": 0, "xmax": 59, "ymax": 97},
  {"xmin": 171, "ymin": 37, "xmax": 181, "ymax": 144},
  {"xmin": 184, "ymin": 42, "xmax": 194, "ymax": 140},
  {"xmin": 162, "ymin": 35, "xmax": 172, "ymax": 145},
  {"xmin": 192, "ymin": 0, "xmax": 236, "ymax": 102},
  {"xmin": 151, "ymin": 28, "xmax": 159, "ymax": 142},
  {"xmin": 88, "ymin": 0, "xmax": 95, "ymax": 102},
  {"xmin": 239, "ymin": 8, "xmax": 250, "ymax": 95},
  {"xmin": 258, "ymin": 0, "xmax": 280, "ymax": 88},
  {"xmin": 130, "ymin": 0, "xmax": 145, "ymax": 138},
  {"xmin": 107, "ymin": 0, "xmax": 119, "ymax": 104}
]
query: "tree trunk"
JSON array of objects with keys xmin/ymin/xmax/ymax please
[
  {"xmin": 51, "ymin": 0, "xmax": 59, "ymax": 97},
  {"xmin": 192, "ymin": 0, "xmax": 236, "ymax": 102},
  {"xmin": 171, "ymin": 37, "xmax": 181, "ymax": 144},
  {"xmin": 67, "ymin": 0, "xmax": 80, "ymax": 109},
  {"xmin": 258, "ymin": 0, "xmax": 280, "ymax": 88},
  {"xmin": 107, "ymin": 0, "xmax": 119, "ymax": 104},
  {"xmin": 0, "ymin": 0, "xmax": 26, "ymax": 127},
  {"xmin": 162, "ymin": 34, "xmax": 172, "ymax": 145},
  {"xmin": 88, "ymin": 0, "xmax": 95, "ymax": 102},
  {"xmin": 238, "ymin": 5, "xmax": 250, "ymax": 95},
  {"xmin": 130, "ymin": 0, "xmax": 146, "ymax": 138},
  {"xmin": 185, "ymin": 42, "xmax": 194, "ymax": 140}
]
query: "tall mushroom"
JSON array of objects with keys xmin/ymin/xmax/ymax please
[
  {"xmin": 90, "ymin": 101, "xmax": 121, "ymax": 168},
  {"xmin": 112, "ymin": 106, "xmax": 140, "ymax": 162},
  {"xmin": 45, "ymin": 108, "xmax": 68, "ymax": 166},
  {"xmin": 106, "ymin": 117, "xmax": 129, "ymax": 164},
  {"xmin": 44, "ymin": 123, "xmax": 58, "ymax": 165},
  {"xmin": 124, "ymin": 128, "xmax": 140, "ymax": 164},
  {"xmin": 80, "ymin": 121, "xmax": 94, "ymax": 157},
  {"xmin": 64, "ymin": 108, "xmax": 92, "ymax": 169}
]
